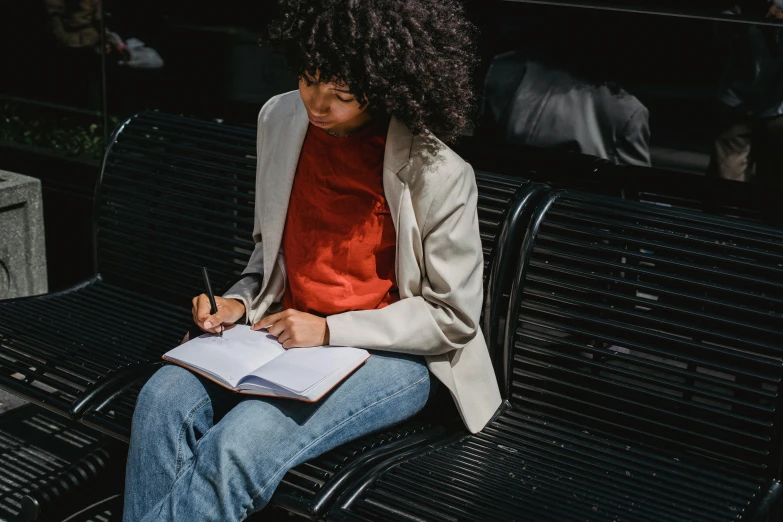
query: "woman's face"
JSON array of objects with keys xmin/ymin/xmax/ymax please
[{"xmin": 298, "ymin": 72, "xmax": 373, "ymax": 137}]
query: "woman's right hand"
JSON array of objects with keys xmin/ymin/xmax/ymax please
[{"xmin": 191, "ymin": 295, "xmax": 246, "ymax": 334}]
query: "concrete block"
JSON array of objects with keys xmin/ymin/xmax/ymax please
[{"xmin": 0, "ymin": 170, "xmax": 47, "ymax": 299}]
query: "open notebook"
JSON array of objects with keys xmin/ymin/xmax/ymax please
[{"xmin": 162, "ymin": 325, "xmax": 370, "ymax": 402}]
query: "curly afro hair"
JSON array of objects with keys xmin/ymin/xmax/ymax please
[{"xmin": 262, "ymin": 0, "xmax": 478, "ymax": 143}]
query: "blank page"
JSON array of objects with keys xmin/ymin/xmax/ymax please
[
  {"xmin": 248, "ymin": 347, "xmax": 369, "ymax": 394},
  {"xmin": 163, "ymin": 325, "xmax": 285, "ymax": 388}
]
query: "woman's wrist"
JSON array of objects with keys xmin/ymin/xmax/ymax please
[{"xmin": 228, "ymin": 298, "xmax": 247, "ymax": 323}]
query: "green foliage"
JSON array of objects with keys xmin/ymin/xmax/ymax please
[{"xmin": 0, "ymin": 100, "xmax": 120, "ymax": 160}]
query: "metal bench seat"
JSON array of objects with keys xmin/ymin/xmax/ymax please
[
  {"xmin": 0, "ymin": 280, "xmax": 187, "ymax": 418},
  {"xmin": 272, "ymin": 419, "xmax": 453, "ymax": 518},
  {"xmin": 329, "ymin": 190, "xmax": 783, "ymax": 521},
  {"xmin": 332, "ymin": 409, "xmax": 773, "ymax": 522}
]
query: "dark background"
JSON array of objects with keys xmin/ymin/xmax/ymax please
[{"xmin": 1, "ymin": 0, "xmax": 780, "ymax": 291}]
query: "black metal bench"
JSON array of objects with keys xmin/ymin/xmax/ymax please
[
  {"xmin": 327, "ymin": 189, "xmax": 783, "ymax": 521},
  {"xmin": 0, "ymin": 111, "xmax": 539, "ymax": 520},
  {"xmin": 0, "ymin": 112, "xmax": 258, "ymax": 419}
]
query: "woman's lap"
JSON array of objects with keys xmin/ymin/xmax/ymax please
[
  {"xmin": 125, "ymin": 350, "xmax": 430, "ymax": 521},
  {"xmin": 143, "ymin": 349, "xmax": 430, "ymax": 438}
]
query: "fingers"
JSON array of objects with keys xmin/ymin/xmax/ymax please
[
  {"xmin": 203, "ymin": 317, "xmax": 229, "ymax": 333},
  {"xmin": 195, "ymin": 294, "xmax": 212, "ymax": 322},
  {"xmin": 256, "ymin": 310, "xmax": 299, "ymax": 348},
  {"xmin": 278, "ymin": 330, "xmax": 292, "ymax": 347},
  {"xmin": 203, "ymin": 308, "xmax": 225, "ymax": 330},
  {"xmin": 259, "ymin": 309, "xmax": 291, "ymax": 325},
  {"xmin": 253, "ymin": 309, "xmax": 325, "ymax": 349},
  {"xmin": 278, "ymin": 330, "xmax": 304, "ymax": 350},
  {"xmin": 192, "ymin": 295, "xmax": 212, "ymax": 330},
  {"xmin": 252, "ymin": 309, "xmax": 292, "ymax": 331},
  {"xmin": 266, "ymin": 318, "xmax": 288, "ymax": 338},
  {"xmin": 191, "ymin": 296, "xmax": 198, "ymax": 323},
  {"xmin": 203, "ymin": 297, "xmax": 245, "ymax": 333},
  {"xmin": 251, "ymin": 320, "xmax": 274, "ymax": 331},
  {"xmin": 191, "ymin": 294, "xmax": 226, "ymax": 334},
  {"xmin": 199, "ymin": 294, "xmax": 222, "ymax": 333}
]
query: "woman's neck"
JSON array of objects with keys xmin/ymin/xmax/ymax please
[{"xmin": 324, "ymin": 111, "xmax": 376, "ymax": 138}]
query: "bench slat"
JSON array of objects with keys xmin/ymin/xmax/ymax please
[{"xmin": 0, "ymin": 281, "xmax": 190, "ymax": 416}]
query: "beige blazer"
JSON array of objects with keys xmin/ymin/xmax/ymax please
[{"xmin": 223, "ymin": 91, "xmax": 502, "ymax": 433}]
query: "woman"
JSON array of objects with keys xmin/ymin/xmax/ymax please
[{"xmin": 123, "ymin": 1, "xmax": 501, "ymax": 520}]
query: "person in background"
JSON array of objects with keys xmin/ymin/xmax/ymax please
[
  {"xmin": 42, "ymin": 0, "xmax": 128, "ymax": 108},
  {"xmin": 44, "ymin": 0, "xmax": 129, "ymax": 58},
  {"xmin": 478, "ymin": 15, "xmax": 651, "ymax": 167},
  {"xmin": 709, "ymin": 0, "xmax": 783, "ymax": 187},
  {"xmin": 42, "ymin": 0, "xmax": 162, "ymax": 110}
]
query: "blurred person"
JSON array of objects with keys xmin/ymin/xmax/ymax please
[
  {"xmin": 44, "ymin": 0, "xmax": 129, "ymax": 58},
  {"xmin": 42, "ymin": 0, "xmax": 163, "ymax": 110},
  {"xmin": 45, "ymin": 0, "xmax": 162, "ymax": 67},
  {"xmin": 709, "ymin": 0, "xmax": 783, "ymax": 187},
  {"xmin": 478, "ymin": 14, "xmax": 650, "ymax": 167}
]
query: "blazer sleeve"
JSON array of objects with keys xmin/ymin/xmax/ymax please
[
  {"xmin": 221, "ymin": 104, "xmax": 269, "ymax": 319},
  {"xmin": 326, "ymin": 161, "xmax": 484, "ymax": 356}
]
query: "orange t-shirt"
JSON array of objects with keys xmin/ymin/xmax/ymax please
[{"xmin": 281, "ymin": 120, "xmax": 399, "ymax": 317}]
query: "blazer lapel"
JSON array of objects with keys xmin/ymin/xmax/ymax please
[
  {"xmin": 261, "ymin": 102, "xmax": 309, "ymax": 290},
  {"xmin": 383, "ymin": 116, "xmax": 413, "ymax": 232}
]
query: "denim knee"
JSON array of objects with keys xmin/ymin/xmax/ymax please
[{"xmin": 133, "ymin": 365, "xmax": 209, "ymax": 426}]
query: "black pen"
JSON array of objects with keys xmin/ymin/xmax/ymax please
[{"xmin": 202, "ymin": 267, "xmax": 222, "ymax": 337}]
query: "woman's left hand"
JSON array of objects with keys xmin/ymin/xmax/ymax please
[{"xmin": 253, "ymin": 309, "xmax": 330, "ymax": 349}]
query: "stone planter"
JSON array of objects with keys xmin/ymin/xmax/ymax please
[
  {"xmin": 0, "ymin": 170, "xmax": 47, "ymax": 299},
  {"xmin": 0, "ymin": 144, "xmax": 98, "ymax": 291}
]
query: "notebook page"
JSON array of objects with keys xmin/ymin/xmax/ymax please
[
  {"xmin": 237, "ymin": 358, "xmax": 366, "ymax": 401},
  {"xmin": 235, "ymin": 377, "xmax": 296, "ymax": 398},
  {"xmin": 163, "ymin": 325, "xmax": 285, "ymax": 388},
  {"xmin": 246, "ymin": 346, "xmax": 369, "ymax": 394}
]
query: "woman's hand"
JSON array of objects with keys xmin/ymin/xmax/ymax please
[
  {"xmin": 254, "ymin": 309, "xmax": 330, "ymax": 349},
  {"xmin": 192, "ymin": 295, "xmax": 245, "ymax": 334}
]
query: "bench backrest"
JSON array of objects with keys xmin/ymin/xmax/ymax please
[
  {"xmin": 474, "ymin": 172, "xmax": 545, "ymax": 357},
  {"xmin": 95, "ymin": 112, "xmax": 257, "ymax": 304},
  {"xmin": 506, "ymin": 190, "xmax": 783, "ymax": 479}
]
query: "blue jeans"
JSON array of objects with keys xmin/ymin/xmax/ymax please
[{"xmin": 122, "ymin": 351, "xmax": 430, "ymax": 522}]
